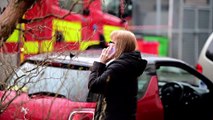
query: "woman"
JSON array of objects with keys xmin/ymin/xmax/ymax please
[{"xmin": 88, "ymin": 30, "xmax": 147, "ymax": 120}]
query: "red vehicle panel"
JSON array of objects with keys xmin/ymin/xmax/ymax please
[
  {"xmin": 0, "ymin": 91, "xmax": 96, "ymax": 120},
  {"xmin": 137, "ymin": 76, "xmax": 164, "ymax": 120}
]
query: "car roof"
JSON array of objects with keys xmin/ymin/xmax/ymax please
[{"xmin": 26, "ymin": 50, "xmax": 186, "ymax": 67}]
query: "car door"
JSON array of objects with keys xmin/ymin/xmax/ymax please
[
  {"xmin": 136, "ymin": 65, "xmax": 164, "ymax": 120},
  {"xmin": 155, "ymin": 60, "xmax": 213, "ymax": 120}
]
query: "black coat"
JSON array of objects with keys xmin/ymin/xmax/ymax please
[{"xmin": 88, "ymin": 51, "xmax": 147, "ymax": 120}]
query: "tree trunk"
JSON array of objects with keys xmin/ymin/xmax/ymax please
[{"xmin": 0, "ymin": 0, "xmax": 36, "ymax": 46}]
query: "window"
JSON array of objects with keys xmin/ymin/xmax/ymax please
[
  {"xmin": 206, "ymin": 40, "xmax": 213, "ymax": 62},
  {"xmin": 102, "ymin": 0, "xmax": 132, "ymax": 18},
  {"xmin": 55, "ymin": 31, "xmax": 64, "ymax": 42},
  {"xmin": 59, "ymin": 0, "xmax": 83, "ymax": 14},
  {"xmin": 153, "ymin": 0, "xmax": 169, "ymax": 11},
  {"xmin": 137, "ymin": 71, "xmax": 151, "ymax": 99},
  {"xmin": 8, "ymin": 62, "xmax": 92, "ymax": 102},
  {"xmin": 102, "ymin": 0, "xmax": 119, "ymax": 16},
  {"xmin": 156, "ymin": 66, "xmax": 205, "ymax": 87}
]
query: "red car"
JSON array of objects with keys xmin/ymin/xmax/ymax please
[{"xmin": 0, "ymin": 50, "xmax": 213, "ymax": 120}]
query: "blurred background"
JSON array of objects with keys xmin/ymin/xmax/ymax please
[
  {"xmin": 131, "ymin": 0, "xmax": 212, "ymax": 66},
  {"xmin": 0, "ymin": 0, "xmax": 212, "ymax": 66}
]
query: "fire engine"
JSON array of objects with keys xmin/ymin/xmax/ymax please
[{"xmin": 2, "ymin": 0, "xmax": 132, "ymax": 63}]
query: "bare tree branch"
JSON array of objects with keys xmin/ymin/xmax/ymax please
[{"xmin": 0, "ymin": 0, "xmax": 37, "ymax": 47}]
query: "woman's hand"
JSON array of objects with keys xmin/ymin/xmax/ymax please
[{"xmin": 99, "ymin": 44, "xmax": 115, "ymax": 64}]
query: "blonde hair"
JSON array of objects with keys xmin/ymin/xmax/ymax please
[{"xmin": 110, "ymin": 30, "xmax": 137, "ymax": 58}]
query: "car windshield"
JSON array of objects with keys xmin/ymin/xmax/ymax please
[
  {"xmin": 102, "ymin": 0, "xmax": 132, "ymax": 18},
  {"xmin": 8, "ymin": 61, "xmax": 91, "ymax": 102},
  {"xmin": 58, "ymin": 0, "xmax": 83, "ymax": 14}
]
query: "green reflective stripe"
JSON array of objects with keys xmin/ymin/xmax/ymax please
[
  {"xmin": 23, "ymin": 41, "xmax": 39, "ymax": 54},
  {"xmin": 41, "ymin": 40, "xmax": 53, "ymax": 52},
  {"xmin": 52, "ymin": 19, "xmax": 81, "ymax": 42},
  {"xmin": 7, "ymin": 30, "xmax": 19, "ymax": 42},
  {"xmin": 7, "ymin": 25, "xmax": 21, "ymax": 42},
  {"xmin": 80, "ymin": 41, "xmax": 99, "ymax": 50},
  {"xmin": 103, "ymin": 25, "xmax": 123, "ymax": 42}
]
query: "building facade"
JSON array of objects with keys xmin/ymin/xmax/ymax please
[{"xmin": 132, "ymin": 0, "xmax": 213, "ymax": 65}]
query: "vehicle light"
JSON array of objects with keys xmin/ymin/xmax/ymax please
[
  {"xmin": 68, "ymin": 109, "xmax": 94, "ymax": 120},
  {"xmin": 21, "ymin": 47, "xmax": 25, "ymax": 52},
  {"xmin": 196, "ymin": 64, "xmax": 203, "ymax": 73}
]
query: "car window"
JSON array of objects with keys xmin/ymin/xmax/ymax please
[
  {"xmin": 102, "ymin": 0, "xmax": 132, "ymax": 18},
  {"xmin": 8, "ymin": 62, "xmax": 92, "ymax": 102},
  {"xmin": 206, "ymin": 39, "xmax": 213, "ymax": 61},
  {"xmin": 137, "ymin": 71, "xmax": 151, "ymax": 99},
  {"xmin": 59, "ymin": 0, "xmax": 83, "ymax": 14},
  {"xmin": 156, "ymin": 66, "xmax": 207, "ymax": 88}
]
